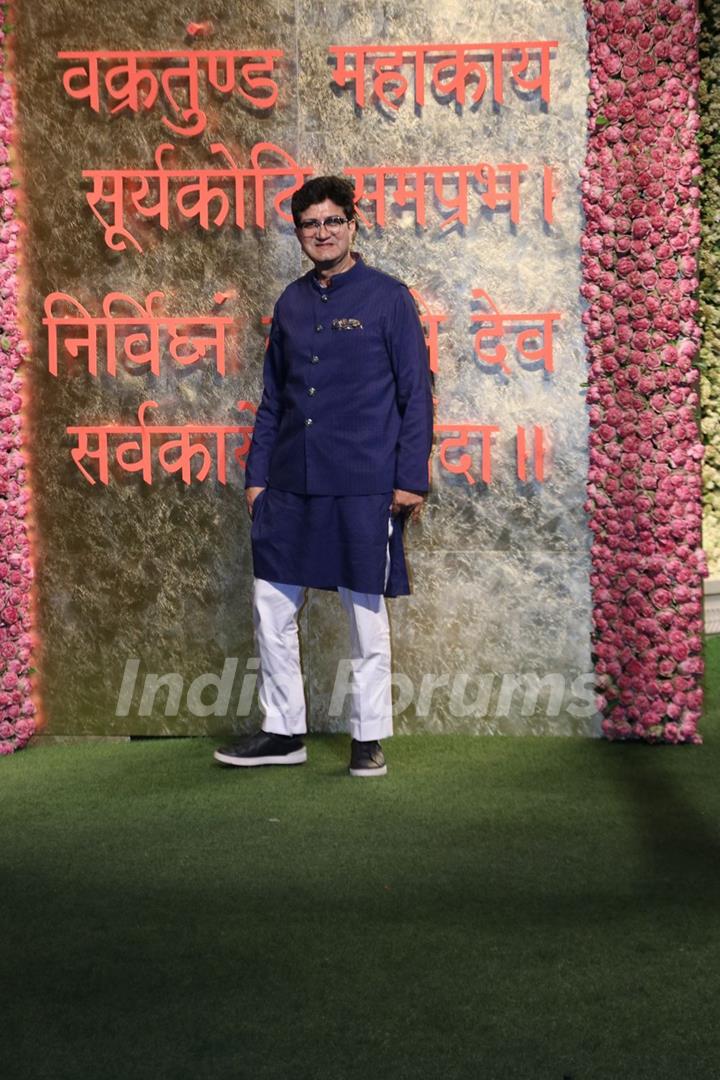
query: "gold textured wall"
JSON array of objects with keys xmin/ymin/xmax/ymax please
[{"xmin": 14, "ymin": 0, "xmax": 596, "ymax": 737}]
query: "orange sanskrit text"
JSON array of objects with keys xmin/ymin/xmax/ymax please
[
  {"xmin": 44, "ymin": 290, "xmax": 233, "ymax": 377},
  {"xmin": 82, "ymin": 142, "xmax": 313, "ymax": 252},
  {"xmin": 345, "ymin": 160, "xmax": 528, "ymax": 229},
  {"xmin": 471, "ymin": 289, "xmax": 561, "ymax": 376},
  {"xmin": 67, "ymin": 400, "xmax": 257, "ymax": 485},
  {"xmin": 329, "ymin": 40, "xmax": 557, "ymax": 111},
  {"xmin": 59, "ymin": 49, "xmax": 283, "ymax": 137}
]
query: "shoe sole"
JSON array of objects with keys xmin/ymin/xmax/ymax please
[
  {"xmin": 349, "ymin": 765, "xmax": 388, "ymax": 777},
  {"xmin": 213, "ymin": 748, "xmax": 307, "ymax": 767}
]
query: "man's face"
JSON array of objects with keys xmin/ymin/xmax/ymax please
[{"xmin": 295, "ymin": 198, "xmax": 356, "ymax": 267}]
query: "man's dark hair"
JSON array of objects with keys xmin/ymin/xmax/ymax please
[{"xmin": 291, "ymin": 176, "xmax": 357, "ymax": 225}]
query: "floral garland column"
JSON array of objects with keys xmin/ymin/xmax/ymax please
[
  {"xmin": 0, "ymin": 4, "xmax": 35, "ymax": 755},
  {"xmin": 582, "ymin": 0, "xmax": 706, "ymax": 743},
  {"xmin": 699, "ymin": 0, "xmax": 720, "ymax": 575}
]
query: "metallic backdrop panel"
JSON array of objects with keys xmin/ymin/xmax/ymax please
[{"xmin": 13, "ymin": 0, "xmax": 595, "ymax": 736}]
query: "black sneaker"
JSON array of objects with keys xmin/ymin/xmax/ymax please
[
  {"xmin": 213, "ymin": 730, "xmax": 307, "ymax": 767},
  {"xmin": 349, "ymin": 738, "xmax": 387, "ymax": 778}
]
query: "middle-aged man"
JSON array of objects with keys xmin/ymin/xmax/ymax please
[{"xmin": 214, "ymin": 175, "xmax": 433, "ymax": 777}]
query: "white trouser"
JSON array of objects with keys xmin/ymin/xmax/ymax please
[{"xmin": 252, "ymin": 579, "xmax": 393, "ymax": 741}]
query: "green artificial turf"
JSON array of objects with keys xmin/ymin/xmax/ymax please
[{"xmin": 2, "ymin": 639, "xmax": 720, "ymax": 1080}]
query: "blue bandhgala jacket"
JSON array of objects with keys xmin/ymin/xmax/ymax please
[{"xmin": 244, "ymin": 256, "xmax": 434, "ymax": 495}]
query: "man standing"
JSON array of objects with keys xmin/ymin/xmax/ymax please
[{"xmin": 214, "ymin": 176, "xmax": 433, "ymax": 777}]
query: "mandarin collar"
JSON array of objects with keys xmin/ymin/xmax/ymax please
[{"xmin": 308, "ymin": 253, "xmax": 366, "ymax": 294}]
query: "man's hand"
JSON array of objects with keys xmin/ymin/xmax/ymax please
[
  {"xmin": 245, "ymin": 486, "xmax": 266, "ymax": 518},
  {"xmin": 391, "ymin": 488, "xmax": 426, "ymax": 524}
]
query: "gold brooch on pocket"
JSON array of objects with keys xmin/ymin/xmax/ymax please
[{"xmin": 332, "ymin": 318, "xmax": 363, "ymax": 331}]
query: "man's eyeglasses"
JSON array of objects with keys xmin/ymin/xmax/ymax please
[{"xmin": 296, "ymin": 216, "xmax": 352, "ymax": 236}]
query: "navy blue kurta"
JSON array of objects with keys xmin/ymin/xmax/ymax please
[
  {"xmin": 250, "ymin": 487, "xmax": 410, "ymax": 598},
  {"xmin": 245, "ymin": 254, "xmax": 433, "ymax": 597}
]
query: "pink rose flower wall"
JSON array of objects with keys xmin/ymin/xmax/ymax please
[
  {"xmin": 583, "ymin": 0, "xmax": 706, "ymax": 743},
  {"xmin": 0, "ymin": 6, "xmax": 35, "ymax": 755},
  {"xmin": 0, "ymin": 2, "xmax": 709, "ymax": 751}
]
